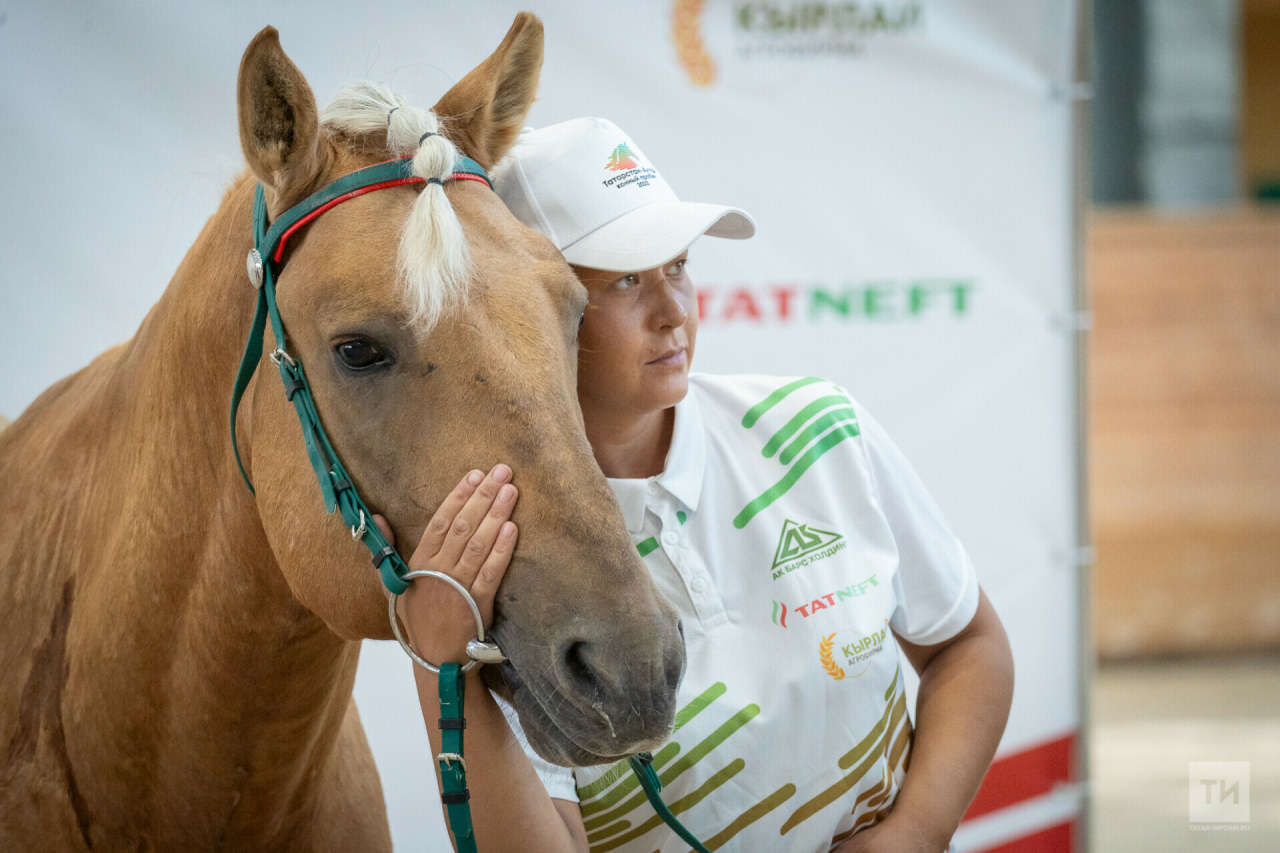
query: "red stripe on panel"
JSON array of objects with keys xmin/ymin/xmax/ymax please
[
  {"xmin": 963, "ymin": 732, "xmax": 1076, "ymax": 821},
  {"xmin": 976, "ymin": 818, "xmax": 1074, "ymax": 853}
]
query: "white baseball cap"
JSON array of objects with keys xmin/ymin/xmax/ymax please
[{"xmin": 493, "ymin": 117, "xmax": 755, "ymax": 273}]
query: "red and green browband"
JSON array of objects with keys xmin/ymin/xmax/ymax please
[{"xmin": 269, "ymin": 153, "xmax": 493, "ymax": 262}]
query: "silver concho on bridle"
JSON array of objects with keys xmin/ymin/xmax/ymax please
[{"xmin": 246, "ymin": 248, "xmax": 264, "ymax": 290}]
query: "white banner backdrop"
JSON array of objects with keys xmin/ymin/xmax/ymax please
[{"xmin": 0, "ymin": 2, "xmax": 1083, "ymax": 851}]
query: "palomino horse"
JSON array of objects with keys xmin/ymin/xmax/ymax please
[{"xmin": 0, "ymin": 15, "xmax": 684, "ymax": 851}]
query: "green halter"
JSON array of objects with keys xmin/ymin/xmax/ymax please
[
  {"xmin": 230, "ymin": 153, "xmax": 489, "ymax": 594},
  {"xmin": 228, "ymin": 152, "xmax": 709, "ymax": 853}
]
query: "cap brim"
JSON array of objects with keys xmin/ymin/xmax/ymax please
[{"xmin": 560, "ymin": 200, "xmax": 755, "ymax": 272}]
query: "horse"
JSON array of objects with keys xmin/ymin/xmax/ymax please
[{"xmin": 0, "ymin": 15, "xmax": 684, "ymax": 851}]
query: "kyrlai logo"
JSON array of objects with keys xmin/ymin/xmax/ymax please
[
  {"xmin": 605, "ymin": 143, "xmax": 638, "ymax": 171},
  {"xmin": 670, "ymin": 1, "xmax": 926, "ymax": 87},
  {"xmin": 819, "ymin": 626, "xmax": 888, "ymax": 681},
  {"xmin": 772, "ymin": 519, "xmax": 845, "ymax": 579}
]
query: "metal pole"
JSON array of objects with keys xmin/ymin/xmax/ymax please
[{"xmin": 1072, "ymin": 0, "xmax": 1096, "ymax": 850}]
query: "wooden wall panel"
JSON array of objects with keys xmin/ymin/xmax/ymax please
[
  {"xmin": 1088, "ymin": 209, "xmax": 1280, "ymax": 657},
  {"xmin": 1244, "ymin": 0, "xmax": 1280, "ymax": 195}
]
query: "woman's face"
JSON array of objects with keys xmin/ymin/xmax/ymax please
[{"xmin": 571, "ymin": 251, "xmax": 697, "ymax": 422}]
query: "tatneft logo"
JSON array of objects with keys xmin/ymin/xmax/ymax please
[
  {"xmin": 672, "ymin": 0, "xmax": 926, "ymax": 86},
  {"xmin": 695, "ymin": 280, "xmax": 973, "ymax": 325},
  {"xmin": 605, "ymin": 142, "xmax": 638, "ymax": 171},
  {"xmin": 770, "ymin": 572, "xmax": 879, "ymax": 627},
  {"xmin": 772, "ymin": 519, "xmax": 846, "ymax": 580},
  {"xmin": 1189, "ymin": 762, "xmax": 1250, "ymax": 830},
  {"xmin": 818, "ymin": 624, "xmax": 888, "ymax": 680}
]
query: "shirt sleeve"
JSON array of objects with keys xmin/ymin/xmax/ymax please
[
  {"xmin": 856, "ymin": 403, "xmax": 980, "ymax": 646},
  {"xmin": 491, "ymin": 691, "xmax": 581, "ymax": 803}
]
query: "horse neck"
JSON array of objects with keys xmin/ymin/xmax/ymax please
[{"xmin": 3, "ymin": 172, "xmax": 358, "ymax": 836}]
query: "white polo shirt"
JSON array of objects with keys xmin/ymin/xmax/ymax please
[{"xmin": 501, "ymin": 374, "xmax": 978, "ymax": 853}]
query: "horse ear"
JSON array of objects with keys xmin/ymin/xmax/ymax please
[
  {"xmin": 237, "ymin": 27, "xmax": 325, "ymax": 203},
  {"xmin": 432, "ymin": 13, "xmax": 544, "ymax": 170}
]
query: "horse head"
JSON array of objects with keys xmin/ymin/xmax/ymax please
[{"xmin": 234, "ymin": 15, "xmax": 683, "ymax": 765}]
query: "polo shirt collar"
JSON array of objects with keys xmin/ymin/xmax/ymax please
[{"xmin": 608, "ymin": 391, "xmax": 707, "ymax": 533}]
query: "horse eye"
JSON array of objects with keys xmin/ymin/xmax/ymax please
[
  {"xmin": 579, "ymin": 310, "xmax": 586, "ymax": 328},
  {"xmin": 336, "ymin": 339, "xmax": 386, "ymax": 370}
]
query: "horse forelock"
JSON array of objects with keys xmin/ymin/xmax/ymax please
[{"xmin": 320, "ymin": 81, "xmax": 472, "ymax": 335}]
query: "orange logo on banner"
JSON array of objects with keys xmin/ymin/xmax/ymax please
[{"xmin": 672, "ymin": 0, "xmax": 716, "ymax": 86}]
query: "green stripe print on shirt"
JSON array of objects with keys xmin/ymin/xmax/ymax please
[
  {"xmin": 779, "ymin": 664, "xmax": 910, "ymax": 836},
  {"xmin": 577, "ymin": 682, "xmax": 792, "ymax": 853},
  {"xmin": 734, "ymin": 378, "xmax": 861, "ymax": 529}
]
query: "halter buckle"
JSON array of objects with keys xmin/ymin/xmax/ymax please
[{"xmin": 269, "ymin": 348, "xmax": 296, "ymax": 367}]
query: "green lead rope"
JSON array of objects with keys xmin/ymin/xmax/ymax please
[
  {"xmin": 436, "ymin": 666, "xmax": 709, "ymax": 853},
  {"xmin": 438, "ymin": 663, "xmax": 478, "ymax": 853},
  {"xmin": 629, "ymin": 753, "xmax": 714, "ymax": 853}
]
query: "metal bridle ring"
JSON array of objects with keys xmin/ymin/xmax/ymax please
[
  {"xmin": 388, "ymin": 569, "xmax": 505, "ymax": 673},
  {"xmin": 350, "ymin": 509, "xmax": 367, "ymax": 540},
  {"xmin": 269, "ymin": 348, "xmax": 296, "ymax": 368}
]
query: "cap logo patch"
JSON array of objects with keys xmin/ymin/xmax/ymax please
[
  {"xmin": 601, "ymin": 142, "xmax": 658, "ymax": 190},
  {"xmin": 605, "ymin": 142, "xmax": 639, "ymax": 172}
]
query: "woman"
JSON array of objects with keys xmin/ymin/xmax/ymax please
[{"xmin": 376, "ymin": 118, "xmax": 1014, "ymax": 853}]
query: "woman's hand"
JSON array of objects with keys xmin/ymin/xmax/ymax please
[{"xmin": 372, "ymin": 464, "xmax": 519, "ymax": 670}]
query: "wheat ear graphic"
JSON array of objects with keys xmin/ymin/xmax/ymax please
[
  {"xmin": 672, "ymin": 0, "xmax": 716, "ymax": 86},
  {"xmin": 819, "ymin": 633, "xmax": 845, "ymax": 680}
]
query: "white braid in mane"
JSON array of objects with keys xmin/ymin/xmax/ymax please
[{"xmin": 320, "ymin": 82, "xmax": 471, "ymax": 332}]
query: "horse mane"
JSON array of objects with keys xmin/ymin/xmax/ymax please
[{"xmin": 320, "ymin": 82, "xmax": 471, "ymax": 333}]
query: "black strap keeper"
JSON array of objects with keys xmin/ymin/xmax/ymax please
[
  {"xmin": 372, "ymin": 545, "xmax": 397, "ymax": 569},
  {"xmin": 332, "ymin": 477, "xmax": 353, "ymax": 495},
  {"xmin": 283, "ymin": 377, "xmax": 306, "ymax": 401},
  {"xmin": 438, "ymin": 718, "xmax": 466, "ymax": 730},
  {"xmin": 419, "ymin": 130, "xmax": 436, "ymax": 145},
  {"xmin": 440, "ymin": 790, "xmax": 470, "ymax": 805},
  {"xmin": 426, "ymin": 177, "xmax": 444, "ymax": 188}
]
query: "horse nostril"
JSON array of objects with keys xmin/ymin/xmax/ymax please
[
  {"xmin": 562, "ymin": 640, "xmax": 604, "ymax": 698},
  {"xmin": 664, "ymin": 647, "xmax": 683, "ymax": 694}
]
